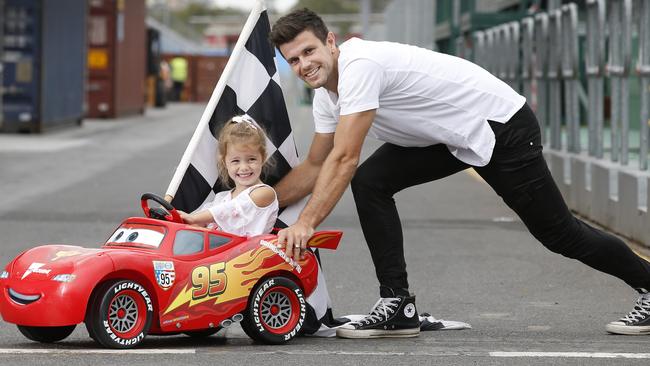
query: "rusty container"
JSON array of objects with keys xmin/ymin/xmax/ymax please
[
  {"xmin": 192, "ymin": 55, "xmax": 228, "ymax": 102},
  {"xmin": 87, "ymin": 0, "xmax": 146, "ymax": 118}
]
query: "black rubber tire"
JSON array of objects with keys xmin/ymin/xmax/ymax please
[
  {"xmin": 17, "ymin": 325, "xmax": 76, "ymax": 343},
  {"xmin": 86, "ymin": 280, "xmax": 153, "ymax": 349},
  {"xmin": 241, "ymin": 276, "xmax": 306, "ymax": 344}
]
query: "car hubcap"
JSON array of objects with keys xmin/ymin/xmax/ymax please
[
  {"xmin": 109, "ymin": 294, "xmax": 138, "ymax": 333},
  {"xmin": 261, "ymin": 291, "xmax": 291, "ymax": 329}
]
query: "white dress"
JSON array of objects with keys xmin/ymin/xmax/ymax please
[{"xmin": 195, "ymin": 184, "xmax": 278, "ymax": 237}]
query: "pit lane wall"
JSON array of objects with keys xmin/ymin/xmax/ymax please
[{"xmin": 459, "ymin": 0, "xmax": 650, "ymax": 247}]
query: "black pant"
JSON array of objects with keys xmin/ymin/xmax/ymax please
[{"xmin": 351, "ymin": 103, "xmax": 650, "ymax": 293}]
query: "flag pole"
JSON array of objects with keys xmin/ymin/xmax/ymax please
[{"xmin": 165, "ymin": 0, "xmax": 267, "ymax": 199}]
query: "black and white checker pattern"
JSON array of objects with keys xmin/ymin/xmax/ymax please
[
  {"xmin": 169, "ymin": 9, "xmax": 302, "ymax": 229},
  {"xmin": 166, "ymin": 4, "xmax": 332, "ymax": 331}
]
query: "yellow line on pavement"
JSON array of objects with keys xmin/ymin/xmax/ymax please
[
  {"xmin": 465, "ymin": 168, "xmax": 484, "ymax": 183},
  {"xmin": 633, "ymin": 250, "xmax": 650, "ymax": 262}
]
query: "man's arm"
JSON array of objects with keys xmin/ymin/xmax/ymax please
[
  {"xmin": 278, "ymin": 109, "xmax": 376, "ymax": 258},
  {"xmin": 274, "ymin": 132, "xmax": 334, "ymax": 207}
]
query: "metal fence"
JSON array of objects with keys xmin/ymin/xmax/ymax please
[
  {"xmin": 380, "ymin": 0, "xmax": 435, "ymax": 50},
  {"xmin": 467, "ymin": 0, "xmax": 650, "ymax": 245},
  {"xmin": 377, "ymin": 0, "xmax": 650, "ymax": 242},
  {"xmin": 469, "ymin": 0, "xmax": 650, "ymax": 172}
]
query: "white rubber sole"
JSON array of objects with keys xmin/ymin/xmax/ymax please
[
  {"xmin": 605, "ymin": 322, "xmax": 650, "ymax": 335},
  {"xmin": 336, "ymin": 327, "xmax": 420, "ymax": 339}
]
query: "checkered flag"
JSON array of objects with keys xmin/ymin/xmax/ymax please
[
  {"xmin": 165, "ymin": 1, "xmax": 305, "ymax": 227},
  {"xmin": 165, "ymin": 0, "xmax": 333, "ymax": 334}
]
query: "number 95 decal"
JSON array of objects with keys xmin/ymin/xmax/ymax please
[
  {"xmin": 191, "ymin": 262, "xmax": 227, "ymax": 300},
  {"xmin": 153, "ymin": 261, "xmax": 176, "ymax": 290}
]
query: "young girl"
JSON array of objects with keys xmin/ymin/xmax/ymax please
[{"xmin": 179, "ymin": 115, "xmax": 278, "ymax": 237}]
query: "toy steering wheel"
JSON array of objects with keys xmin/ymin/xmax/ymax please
[{"xmin": 141, "ymin": 193, "xmax": 183, "ymax": 223}]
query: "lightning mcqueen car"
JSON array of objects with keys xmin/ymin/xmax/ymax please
[{"xmin": 0, "ymin": 193, "xmax": 341, "ymax": 348}]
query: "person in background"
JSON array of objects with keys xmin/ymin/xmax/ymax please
[{"xmin": 170, "ymin": 56, "xmax": 188, "ymax": 102}]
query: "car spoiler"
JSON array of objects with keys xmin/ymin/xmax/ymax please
[{"xmin": 306, "ymin": 231, "xmax": 342, "ymax": 250}]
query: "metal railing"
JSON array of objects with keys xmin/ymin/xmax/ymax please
[
  {"xmin": 471, "ymin": 0, "xmax": 650, "ymax": 172},
  {"xmin": 533, "ymin": 13, "xmax": 549, "ymax": 144},
  {"xmin": 377, "ymin": 0, "xmax": 650, "ymax": 243},
  {"xmin": 547, "ymin": 9, "xmax": 562, "ymax": 150},
  {"xmin": 637, "ymin": 0, "xmax": 650, "ymax": 169},
  {"xmin": 561, "ymin": 4, "xmax": 580, "ymax": 153},
  {"xmin": 608, "ymin": 0, "xmax": 633, "ymax": 165},
  {"xmin": 585, "ymin": 0, "xmax": 606, "ymax": 159}
]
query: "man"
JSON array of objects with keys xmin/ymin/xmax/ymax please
[{"xmin": 270, "ymin": 8, "xmax": 650, "ymax": 339}]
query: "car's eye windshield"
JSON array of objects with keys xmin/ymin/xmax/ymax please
[{"xmin": 106, "ymin": 223, "xmax": 166, "ymax": 248}]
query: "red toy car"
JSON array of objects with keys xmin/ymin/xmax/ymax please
[{"xmin": 0, "ymin": 193, "xmax": 341, "ymax": 348}]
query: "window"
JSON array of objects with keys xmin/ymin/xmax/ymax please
[
  {"xmin": 209, "ymin": 234, "xmax": 231, "ymax": 250},
  {"xmin": 106, "ymin": 223, "xmax": 165, "ymax": 248},
  {"xmin": 173, "ymin": 230, "xmax": 205, "ymax": 256}
]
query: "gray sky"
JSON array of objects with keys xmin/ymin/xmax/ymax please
[{"xmin": 213, "ymin": 0, "xmax": 297, "ymax": 13}]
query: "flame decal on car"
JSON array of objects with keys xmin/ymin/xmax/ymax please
[{"xmin": 163, "ymin": 243, "xmax": 300, "ymax": 315}]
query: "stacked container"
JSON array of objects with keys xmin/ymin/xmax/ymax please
[
  {"xmin": 87, "ymin": 0, "xmax": 146, "ymax": 118},
  {"xmin": 1, "ymin": 0, "xmax": 86, "ymax": 133},
  {"xmin": 192, "ymin": 55, "xmax": 228, "ymax": 102},
  {"xmin": 161, "ymin": 54, "xmax": 229, "ymax": 103},
  {"xmin": 0, "ymin": 0, "xmax": 5, "ymax": 129}
]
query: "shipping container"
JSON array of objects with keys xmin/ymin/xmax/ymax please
[
  {"xmin": 1, "ymin": 0, "xmax": 86, "ymax": 133},
  {"xmin": 87, "ymin": 0, "xmax": 146, "ymax": 118},
  {"xmin": 161, "ymin": 54, "xmax": 229, "ymax": 103},
  {"xmin": 192, "ymin": 55, "xmax": 228, "ymax": 102},
  {"xmin": 0, "ymin": 0, "xmax": 5, "ymax": 129}
]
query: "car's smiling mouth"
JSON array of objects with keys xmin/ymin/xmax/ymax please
[{"xmin": 8, "ymin": 288, "xmax": 41, "ymax": 305}]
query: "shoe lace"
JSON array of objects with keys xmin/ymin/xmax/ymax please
[
  {"xmin": 353, "ymin": 297, "xmax": 401, "ymax": 325},
  {"xmin": 620, "ymin": 296, "xmax": 650, "ymax": 323}
]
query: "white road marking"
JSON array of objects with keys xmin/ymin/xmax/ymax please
[
  {"xmin": 490, "ymin": 352, "xmax": 650, "ymax": 359},
  {"xmin": 526, "ymin": 325, "xmax": 552, "ymax": 331},
  {"xmin": 0, "ymin": 348, "xmax": 195, "ymax": 354},
  {"xmin": 0, "ymin": 138, "xmax": 89, "ymax": 152},
  {"xmin": 1, "ymin": 348, "xmax": 649, "ymax": 359}
]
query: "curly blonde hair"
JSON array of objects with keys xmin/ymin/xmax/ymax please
[{"xmin": 217, "ymin": 115, "xmax": 271, "ymax": 188}]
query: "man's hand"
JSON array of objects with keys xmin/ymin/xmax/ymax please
[{"xmin": 277, "ymin": 220, "xmax": 315, "ymax": 259}]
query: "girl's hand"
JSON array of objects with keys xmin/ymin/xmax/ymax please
[{"xmin": 178, "ymin": 210, "xmax": 192, "ymax": 224}]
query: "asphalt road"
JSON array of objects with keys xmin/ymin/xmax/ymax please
[{"xmin": 1, "ymin": 99, "xmax": 650, "ymax": 365}]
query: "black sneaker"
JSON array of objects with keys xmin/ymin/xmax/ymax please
[
  {"xmin": 336, "ymin": 288, "xmax": 420, "ymax": 339},
  {"xmin": 605, "ymin": 294, "xmax": 650, "ymax": 335},
  {"xmin": 419, "ymin": 312, "xmax": 445, "ymax": 331}
]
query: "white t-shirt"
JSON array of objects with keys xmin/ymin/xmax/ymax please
[
  {"xmin": 195, "ymin": 184, "xmax": 279, "ymax": 237},
  {"xmin": 313, "ymin": 38, "xmax": 526, "ymax": 166}
]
